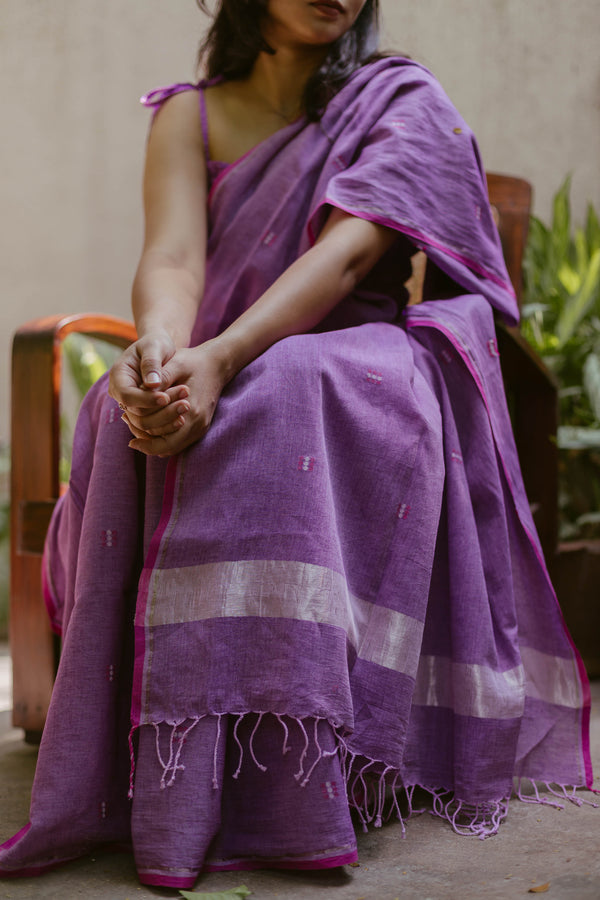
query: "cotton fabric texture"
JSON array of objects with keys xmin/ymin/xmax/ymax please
[{"xmin": 0, "ymin": 58, "xmax": 594, "ymax": 889}]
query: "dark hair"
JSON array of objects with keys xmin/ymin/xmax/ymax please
[{"xmin": 195, "ymin": 1, "xmax": 381, "ymax": 120}]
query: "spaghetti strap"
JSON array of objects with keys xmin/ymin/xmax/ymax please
[
  {"xmin": 141, "ymin": 78, "xmax": 228, "ymax": 175},
  {"xmin": 141, "ymin": 82, "xmax": 198, "ymax": 111},
  {"xmin": 198, "ymin": 85, "xmax": 211, "ymax": 163}
]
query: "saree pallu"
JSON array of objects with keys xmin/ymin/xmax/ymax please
[{"xmin": 0, "ymin": 57, "xmax": 594, "ymax": 887}]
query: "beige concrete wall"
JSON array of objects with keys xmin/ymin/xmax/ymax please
[{"xmin": 1, "ymin": 0, "xmax": 599, "ymax": 444}]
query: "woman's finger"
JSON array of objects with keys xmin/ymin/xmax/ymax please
[
  {"xmin": 126, "ymin": 396, "xmax": 189, "ymax": 429},
  {"xmin": 128, "ymin": 416, "xmax": 208, "ymax": 457},
  {"xmin": 115, "ymin": 381, "xmax": 188, "ymax": 417},
  {"xmin": 124, "ymin": 384, "xmax": 189, "ymax": 417},
  {"xmin": 139, "ymin": 333, "xmax": 176, "ymax": 388},
  {"xmin": 129, "ymin": 434, "xmax": 176, "ymax": 457},
  {"xmin": 116, "ymin": 389, "xmax": 170, "ymax": 416},
  {"xmin": 110, "ymin": 374, "xmax": 170, "ymax": 414},
  {"xmin": 138, "ymin": 401, "xmax": 190, "ymax": 436},
  {"xmin": 108, "ymin": 334, "xmax": 182, "ymax": 411},
  {"xmin": 121, "ymin": 413, "xmax": 150, "ymax": 440},
  {"xmin": 116, "ymin": 383, "xmax": 190, "ymax": 428},
  {"xmin": 162, "ymin": 384, "xmax": 190, "ymax": 405}
]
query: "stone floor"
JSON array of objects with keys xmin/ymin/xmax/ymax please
[{"xmin": 1, "ymin": 642, "xmax": 599, "ymax": 900}]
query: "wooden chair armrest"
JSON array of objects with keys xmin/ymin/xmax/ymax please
[{"xmin": 10, "ymin": 314, "xmax": 136, "ymax": 737}]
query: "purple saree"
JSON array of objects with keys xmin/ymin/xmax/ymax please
[{"xmin": 1, "ymin": 58, "xmax": 594, "ymax": 888}]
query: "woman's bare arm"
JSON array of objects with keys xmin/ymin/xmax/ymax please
[
  {"xmin": 108, "ymin": 89, "xmax": 207, "ymax": 415},
  {"xmin": 213, "ymin": 208, "xmax": 397, "ymax": 381},
  {"xmin": 128, "ymin": 208, "xmax": 397, "ymax": 455}
]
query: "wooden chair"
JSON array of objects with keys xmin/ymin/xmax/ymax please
[
  {"xmin": 10, "ymin": 315, "xmax": 136, "ymax": 741},
  {"xmin": 9, "ymin": 174, "xmax": 558, "ymax": 739}
]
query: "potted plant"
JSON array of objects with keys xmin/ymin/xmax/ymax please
[{"xmin": 521, "ymin": 177, "xmax": 600, "ymax": 675}]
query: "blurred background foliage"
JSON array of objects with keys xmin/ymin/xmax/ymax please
[
  {"xmin": 521, "ymin": 177, "xmax": 600, "ymax": 539},
  {"xmin": 59, "ymin": 334, "xmax": 122, "ymax": 482}
]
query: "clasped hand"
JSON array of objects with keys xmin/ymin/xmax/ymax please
[{"xmin": 108, "ymin": 332, "xmax": 228, "ymax": 457}]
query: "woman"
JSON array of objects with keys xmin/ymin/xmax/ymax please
[{"xmin": 1, "ymin": 0, "xmax": 594, "ymax": 889}]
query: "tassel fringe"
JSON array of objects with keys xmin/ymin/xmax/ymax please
[{"xmin": 128, "ymin": 713, "xmax": 597, "ymax": 839}]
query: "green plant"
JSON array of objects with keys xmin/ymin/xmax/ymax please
[
  {"xmin": 59, "ymin": 334, "xmax": 122, "ymax": 481},
  {"xmin": 521, "ymin": 177, "xmax": 600, "ymax": 539}
]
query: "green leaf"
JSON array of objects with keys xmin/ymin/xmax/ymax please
[
  {"xmin": 179, "ymin": 887, "xmax": 252, "ymax": 900},
  {"xmin": 521, "ymin": 302, "xmax": 551, "ymax": 318},
  {"xmin": 583, "ymin": 352, "xmax": 600, "ymax": 421},
  {"xmin": 526, "ymin": 216, "xmax": 550, "ymax": 260},
  {"xmin": 576, "ymin": 511, "xmax": 600, "ymax": 526},
  {"xmin": 62, "ymin": 333, "xmax": 123, "ymax": 399},
  {"xmin": 559, "ymin": 519, "xmax": 581, "ymax": 541},
  {"xmin": 574, "ymin": 226, "xmax": 589, "ymax": 274},
  {"xmin": 559, "ymin": 385, "xmax": 584, "ymax": 399},
  {"xmin": 551, "ymin": 175, "xmax": 572, "ymax": 263},
  {"xmin": 557, "ymin": 425, "xmax": 600, "ymax": 449},
  {"xmin": 0, "ymin": 500, "xmax": 9, "ymax": 542},
  {"xmin": 557, "ymin": 262, "xmax": 581, "ymax": 295},
  {"xmin": 556, "ymin": 248, "xmax": 600, "ymax": 347},
  {"xmin": 63, "ymin": 334, "xmax": 108, "ymax": 397},
  {"xmin": 586, "ymin": 201, "xmax": 600, "ymax": 254}
]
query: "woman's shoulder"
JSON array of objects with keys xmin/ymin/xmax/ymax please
[
  {"xmin": 140, "ymin": 84, "xmax": 206, "ymax": 162},
  {"xmin": 140, "ymin": 82, "xmax": 207, "ymax": 148}
]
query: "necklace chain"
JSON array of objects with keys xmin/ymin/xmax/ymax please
[{"xmin": 251, "ymin": 87, "xmax": 302, "ymax": 124}]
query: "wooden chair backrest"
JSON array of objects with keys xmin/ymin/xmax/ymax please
[
  {"xmin": 486, "ymin": 172, "xmax": 532, "ymax": 307},
  {"xmin": 407, "ymin": 172, "xmax": 533, "ymax": 308}
]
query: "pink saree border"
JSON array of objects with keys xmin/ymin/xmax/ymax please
[
  {"xmin": 207, "ymin": 147, "xmax": 254, "ymax": 207},
  {"xmin": 207, "ymin": 114, "xmax": 305, "ymax": 208},
  {"xmin": 0, "ymin": 824, "xmax": 83, "ymax": 879},
  {"xmin": 0, "ymin": 824, "xmax": 31, "ymax": 855},
  {"xmin": 138, "ymin": 870, "xmax": 198, "ymax": 889},
  {"xmin": 308, "ymin": 200, "xmax": 517, "ymax": 300},
  {"xmin": 138, "ymin": 849, "xmax": 358, "ymax": 887}
]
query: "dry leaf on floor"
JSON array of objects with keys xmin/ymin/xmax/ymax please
[{"xmin": 528, "ymin": 884, "xmax": 550, "ymax": 894}]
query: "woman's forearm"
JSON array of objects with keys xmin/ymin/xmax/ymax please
[
  {"xmin": 131, "ymin": 88, "xmax": 208, "ymax": 353},
  {"xmin": 211, "ymin": 210, "xmax": 397, "ymax": 381},
  {"xmin": 124, "ymin": 213, "xmax": 396, "ymax": 457},
  {"xmin": 212, "ymin": 242, "xmax": 354, "ymax": 380},
  {"xmin": 132, "ymin": 249, "xmax": 203, "ymax": 350}
]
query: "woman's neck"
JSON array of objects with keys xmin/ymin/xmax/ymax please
[{"xmin": 245, "ymin": 46, "xmax": 327, "ymax": 121}]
